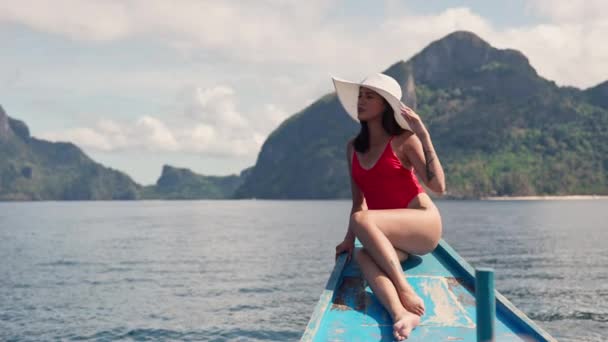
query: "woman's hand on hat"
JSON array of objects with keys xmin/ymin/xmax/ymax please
[{"xmin": 400, "ymin": 104, "xmax": 428, "ymax": 137}]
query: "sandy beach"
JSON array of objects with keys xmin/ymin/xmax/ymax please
[{"xmin": 482, "ymin": 195, "xmax": 608, "ymax": 200}]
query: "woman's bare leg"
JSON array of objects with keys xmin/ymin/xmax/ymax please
[
  {"xmin": 350, "ymin": 206, "xmax": 441, "ymax": 316},
  {"xmin": 356, "ymin": 248, "xmax": 419, "ymax": 340}
]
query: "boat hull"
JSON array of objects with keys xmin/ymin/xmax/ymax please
[{"xmin": 302, "ymin": 239, "xmax": 556, "ymax": 341}]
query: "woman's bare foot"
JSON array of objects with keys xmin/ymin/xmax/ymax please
[
  {"xmin": 393, "ymin": 310, "xmax": 421, "ymax": 340},
  {"xmin": 398, "ymin": 288, "xmax": 425, "ymax": 316}
]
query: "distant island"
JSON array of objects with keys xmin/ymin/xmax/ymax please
[
  {"xmin": 1, "ymin": 31, "xmax": 606, "ymax": 201},
  {"xmin": 140, "ymin": 165, "xmax": 251, "ymax": 200},
  {"xmin": 0, "ymin": 108, "xmax": 140, "ymax": 201},
  {"xmin": 0, "ymin": 107, "xmax": 249, "ymax": 201}
]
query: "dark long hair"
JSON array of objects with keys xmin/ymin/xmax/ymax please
[{"xmin": 353, "ymin": 98, "xmax": 404, "ymax": 153}]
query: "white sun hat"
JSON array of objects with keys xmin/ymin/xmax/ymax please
[{"xmin": 331, "ymin": 73, "xmax": 411, "ymax": 131}]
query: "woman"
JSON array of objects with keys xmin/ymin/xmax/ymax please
[{"xmin": 332, "ymin": 73, "xmax": 446, "ymax": 340}]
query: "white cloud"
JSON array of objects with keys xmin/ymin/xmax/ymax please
[
  {"xmin": 263, "ymin": 104, "xmax": 289, "ymax": 127},
  {"xmin": 3, "ymin": 1, "xmax": 606, "ymax": 90},
  {"xmin": 185, "ymin": 123, "xmax": 216, "ymax": 149},
  {"xmin": 39, "ymin": 115, "xmax": 178, "ymax": 152},
  {"xmin": 135, "ymin": 116, "xmax": 179, "ymax": 151},
  {"xmin": 504, "ymin": 0, "xmax": 608, "ymax": 87},
  {"xmin": 368, "ymin": 7, "xmax": 494, "ymax": 70},
  {"xmin": 528, "ymin": 0, "xmax": 607, "ymax": 23},
  {"xmin": 0, "ymin": 0, "xmax": 131, "ymax": 41},
  {"xmin": 190, "ymin": 86, "xmax": 247, "ymax": 127},
  {"xmin": 41, "ymin": 127, "xmax": 114, "ymax": 151},
  {"xmin": 10, "ymin": 0, "xmax": 608, "ymax": 168},
  {"xmin": 0, "ymin": 0, "xmax": 335, "ymax": 63},
  {"xmin": 39, "ymin": 84, "xmax": 287, "ymax": 157},
  {"xmin": 357, "ymin": 5, "xmax": 608, "ymax": 88}
]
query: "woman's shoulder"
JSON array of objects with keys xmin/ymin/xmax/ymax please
[
  {"xmin": 392, "ymin": 132, "xmax": 419, "ymax": 166},
  {"xmin": 392, "ymin": 131, "xmax": 418, "ymax": 149}
]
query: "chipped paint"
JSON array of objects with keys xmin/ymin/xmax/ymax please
[
  {"xmin": 303, "ymin": 239, "xmax": 557, "ymax": 341},
  {"xmin": 419, "ymin": 277, "xmax": 475, "ymax": 328},
  {"xmin": 331, "ymin": 276, "xmax": 367, "ymax": 312},
  {"xmin": 446, "ymin": 276, "xmax": 473, "ymax": 292},
  {"xmin": 422, "ymin": 278, "xmax": 459, "ymax": 325},
  {"xmin": 446, "ymin": 277, "xmax": 476, "ymax": 307},
  {"xmin": 330, "ymin": 302, "xmax": 350, "ymax": 311},
  {"xmin": 355, "ymin": 280, "xmax": 367, "ymax": 311}
]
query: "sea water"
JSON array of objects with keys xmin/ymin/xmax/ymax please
[{"xmin": 0, "ymin": 199, "xmax": 606, "ymax": 341}]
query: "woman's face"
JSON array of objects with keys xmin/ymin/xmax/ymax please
[{"xmin": 357, "ymin": 87, "xmax": 386, "ymax": 121}]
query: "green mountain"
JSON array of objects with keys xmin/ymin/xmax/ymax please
[
  {"xmin": 584, "ymin": 81, "xmax": 608, "ymax": 109},
  {"xmin": 2, "ymin": 31, "xmax": 606, "ymax": 200},
  {"xmin": 235, "ymin": 31, "xmax": 608, "ymax": 199},
  {"xmin": 0, "ymin": 104, "xmax": 248, "ymax": 201},
  {"xmin": 233, "ymin": 94, "xmax": 357, "ymax": 199},
  {"xmin": 0, "ymin": 105, "xmax": 140, "ymax": 200},
  {"xmin": 141, "ymin": 165, "xmax": 249, "ymax": 200}
]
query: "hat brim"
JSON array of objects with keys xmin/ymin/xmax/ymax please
[{"xmin": 332, "ymin": 76, "xmax": 412, "ymax": 131}]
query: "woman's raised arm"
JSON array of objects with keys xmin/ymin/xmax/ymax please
[{"xmin": 400, "ymin": 106, "xmax": 446, "ymax": 195}]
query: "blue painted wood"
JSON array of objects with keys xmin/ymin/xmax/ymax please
[
  {"xmin": 301, "ymin": 238, "xmax": 558, "ymax": 342},
  {"xmin": 475, "ymin": 268, "xmax": 496, "ymax": 342},
  {"xmin": 436, "ymin": 240, "xmax": 556, "ymax": 342},
  {"xmin": 301, "ymin": 253, "xmax": 348, "ymax": 342}
]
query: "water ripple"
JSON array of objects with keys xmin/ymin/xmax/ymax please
[
  {"xmin": 1, "ymin": 199, "xmax": 607, "ymax": 341},
  {"xmin": 530, "ymin": 310, "xmax": 608, "ymax": 323}
]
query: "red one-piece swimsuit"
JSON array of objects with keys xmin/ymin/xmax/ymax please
[{"xmin": 352, "ymin": 136, "xmax": 425, "ymax": 209}]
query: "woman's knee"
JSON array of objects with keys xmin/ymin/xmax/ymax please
[
  {"xmin": 350, "ymin": 210, "xmax": 371, "ymax": 235},
  {"xmin": 351, "ymin": 210, "xmax": 367, "ymax": 224}
]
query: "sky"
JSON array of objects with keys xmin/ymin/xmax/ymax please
[{"xmin": 1, "ymin": 0, "xmax": 607, "ymax": 184}]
